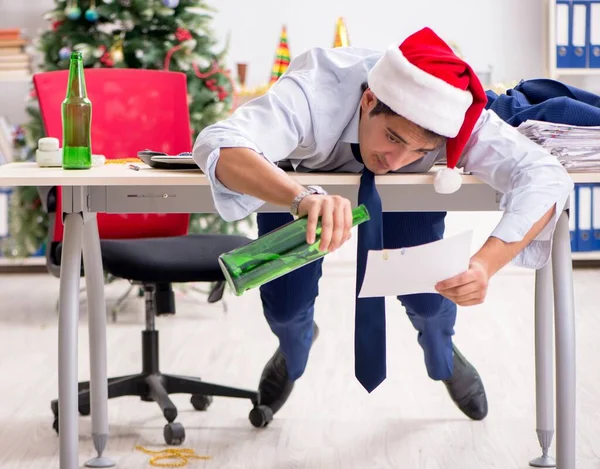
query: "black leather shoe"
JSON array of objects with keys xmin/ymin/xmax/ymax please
[
  {"xmin": 443, "ymin": 344, "xmax": 488, "ymax": 421},
  {"xmin": 257, "ymin": 322, "xmax": 320, "ymax": 415}
]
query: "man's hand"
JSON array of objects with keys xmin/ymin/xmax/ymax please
[
  {"xmin": 435, "ymin": 259, "xmax": 490, "ymax": 306},
  {"xmin": 298, "ymin": 194, "xmax": 353, "ymax": 252}
]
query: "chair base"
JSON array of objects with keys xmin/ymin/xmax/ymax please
[
  {"xmin": 51, "ymin": 324, "xmax": 261, "ymax": 445},
  {"xmin": 51, "ymin": 371, "xmax": 259, "ymax": 445}
]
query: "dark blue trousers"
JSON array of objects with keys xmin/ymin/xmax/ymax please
[{"xmin": 257, "ymin": 211, "xmax": 456, "ymax": 382}]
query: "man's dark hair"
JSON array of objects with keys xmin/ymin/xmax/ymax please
[{"xmin": 360, "ymin": 82, "xmax": 446, "ymax": 146}]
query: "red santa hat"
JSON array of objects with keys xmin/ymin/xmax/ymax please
[{"xmin": 367, "ymin": 27, "xmax": 487, "ymax": 194}]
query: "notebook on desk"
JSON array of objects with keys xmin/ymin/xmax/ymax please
[
  {"xmin": 151, "ymin": 154, "xmax": 195, "ymax": 165},
  {"xmin": 137, "ymin": 150, "xmax": 199, "ymax": 170}
]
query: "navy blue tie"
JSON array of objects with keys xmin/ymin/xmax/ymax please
[{"xmin": 351, "ymin": 143, "xmax": 386, "ymax": 392}]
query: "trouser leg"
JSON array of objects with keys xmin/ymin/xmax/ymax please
[
  {"xmin": 383, "ymin": 211, "xmax": 457, "ymax": 380},
  {"xmin": 257, "ymin": 212, "xmax": 322, "ymax": 381}
]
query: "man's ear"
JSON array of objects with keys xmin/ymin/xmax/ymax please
[{"xmin": 360, "ymin": 88, "xmax": 377, "ymax": 113}]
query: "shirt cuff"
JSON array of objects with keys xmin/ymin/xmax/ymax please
[
  {"xmin": 200, "ymin": 144, "xmax": 287, "ymax": 222},
  {"xmin": 491, "ymin": 197, "xmax": 569, "ymax": 270}
]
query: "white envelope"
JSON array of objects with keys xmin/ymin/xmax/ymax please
[{"xmin": 358, "ymin": 230, "xmax": 473, "ymax": 298}]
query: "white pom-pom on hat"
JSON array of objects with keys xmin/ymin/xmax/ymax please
[{"xmin": 434, "ymin": 167, "xmax": 462, "ymax": 194}]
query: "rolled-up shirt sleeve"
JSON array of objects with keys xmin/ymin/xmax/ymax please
[
  {"xmin": 458, "ymin": 109, "xmax": 575, "ymax": 269},
  {"xmin": 192, "ymin": 76, "xmax": 315, "ymax": 221}
]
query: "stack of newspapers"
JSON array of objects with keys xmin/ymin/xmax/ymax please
[{"xmin": 517, "ymin": 120, "xmax": 600, "ymax": 172}]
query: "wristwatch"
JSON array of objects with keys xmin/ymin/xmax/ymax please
[{"xmin": 290, "ymin": 185, "xmax": 328, "ymax": 216}]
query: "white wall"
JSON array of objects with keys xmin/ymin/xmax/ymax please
[
  {"xmin": 0, "ymin": 0, "xmax": 52, "ymax": 34},
  {"xmin": 213, "ymin": 0, "xmax": 547, "ymax": 87},
  {"xmin": 2, "ymin": 0, "xmax": 549, "ymax": 88}
]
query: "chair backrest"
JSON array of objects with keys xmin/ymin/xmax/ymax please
[{"xmin": 33, "ymin": 68, "xmax": 192, "ymax": 242}]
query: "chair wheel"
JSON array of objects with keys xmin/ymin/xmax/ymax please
[
  {"xmin": 248, "ymin": 405, "xmax": 273, "ymax": 428},
  {"xmin": 53, "ymin": 417, "xmax": 59, "ymax": 434},
  {"xmin": 190, "ymin": 394, "xmax": 213, "ymax": 411},
  {"xmin": 164, "ymin": 422, "xmax": 185, "ymax": 446}
]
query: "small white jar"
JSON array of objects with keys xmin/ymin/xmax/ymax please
[{"xmin": 36, "ymin": 137, "xmax": 63, "ymax": 167}]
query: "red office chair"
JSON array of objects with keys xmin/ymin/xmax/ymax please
[
  {"xmin": 37, "ymin": 68, "xmax": 194, "ymax": 316},
  {"xmin": 37, "ymin": 68, "xmax": 191, "ymax": 244},
  {"xmin": 33, "ymin": 69, "xmax": 261, "ymax": 445}
]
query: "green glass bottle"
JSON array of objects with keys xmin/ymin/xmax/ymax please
[
  {"xmin": 62, "ymin": 51, "xmax": 92, "ymax": 169},
  {"xmin": 219, "ymin": 204, "xmax": 370, "ymax": 296}
]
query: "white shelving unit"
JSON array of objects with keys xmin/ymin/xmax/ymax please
[
  {"xmin": 545, "ymin": 0, "xmax": 600, "ymax": 79},
  {"xmin": 0, "ymin": 74, "xmax": 31, "ymax": 83},
  {"xmin": 0, "ymin": 255, "xmax": 46, "ymax": 274},
  {"xmin": 0, "ymin": 70, "xmax": 35, "ymax": 272},
  {"xmin": 544, "ymin": 0, "xmax": 600, "ymax": 264}
]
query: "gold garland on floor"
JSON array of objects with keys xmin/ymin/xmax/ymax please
[{"xmin": 135, "ymin": 446, "xmax": 211, "ymax": 467}]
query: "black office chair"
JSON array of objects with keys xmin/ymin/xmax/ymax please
[
  {"xmin": 33, "ymin": 69, "xmax": 273, "ymax": 445},
  {"xmin": 43, "ymin": 187, "xmax": 273, "ymax": 445}
]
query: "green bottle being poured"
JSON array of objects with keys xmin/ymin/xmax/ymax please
[
  {"xmin": 62, "ymin": 51, "xmax": 92, "ymax": 169},
  {"xmin": 218, "ymin": 204, "xmax": 371, "ymax": 296}
]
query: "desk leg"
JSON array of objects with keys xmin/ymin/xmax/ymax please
[
  {"xmin": 552, "ymin": 212, "xmax": 577, "ymax": 469},
  {"xmin": 59, "ymin": 213, "xmax": 84, "ymax": 469},
  {"xmin": 82, "ymin": 214, "xmax": 115, "ymax": 468},
  {"xmin": 530, "ymin": 262, "xmax": 556, "ymax": 468}
]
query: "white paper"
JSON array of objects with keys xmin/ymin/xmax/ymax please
[{"xmin": 358, "ymin": 230, "xmax": 473, "ymax": 298}]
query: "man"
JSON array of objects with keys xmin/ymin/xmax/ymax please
[{"xmin": 193, "ymin": 27, "xmax": 573, "ymax": 424}]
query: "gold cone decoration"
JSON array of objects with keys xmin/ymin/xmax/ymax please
[
  {"xmin": 270, "ymin": 25, "xmax": 291, "ymax": 85},
  {"xmin": 333, "ymin": 17, "xmax": 349, "ymax": 48}
]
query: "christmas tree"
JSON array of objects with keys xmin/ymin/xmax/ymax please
[{"xmin": 3, "ymin": 0, "xmax": 253, "ymax": 258}]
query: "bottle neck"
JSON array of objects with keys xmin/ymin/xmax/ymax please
[{"xmin": 65, "ymin": 58, "xmax": 87, "ymax": 99}]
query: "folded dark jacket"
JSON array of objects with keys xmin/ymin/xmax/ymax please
[{"xmin": 485, "ymin": 78, "xmax": 600, "ymax": 127}]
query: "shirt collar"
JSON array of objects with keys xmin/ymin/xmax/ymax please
[{"xmin": 340, "ymin": 102, "xmax": 361, "ymax": 144}]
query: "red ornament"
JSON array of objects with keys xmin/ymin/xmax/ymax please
[
  {"xmin": 218, "ymin": 88, "xmax": 229, "ymax": 101},
  {"xmin": 52, "ymin": 21, "xmax": 63, "ymax": 31},
  {"xmin": 175, "ymin": 27, "xmax": 192, "ymax": 42},
  {"xmin": 100, "ymin": 51, "xmax": 114, "ymax": 67}
]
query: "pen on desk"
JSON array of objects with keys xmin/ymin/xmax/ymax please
[{"xmin": 128, "ymin": 163, "xmax": 140, "ymax": 171}]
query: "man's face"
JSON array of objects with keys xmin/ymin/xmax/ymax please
[{"xmin": 357, "ymin": 89, "xmax": 443, "ymax": 174}]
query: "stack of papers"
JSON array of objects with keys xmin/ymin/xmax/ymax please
[{"xmin": 517, "ymin": 120, "xmax": 600, "ymax": 172}]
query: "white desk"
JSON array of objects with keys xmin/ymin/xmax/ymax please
[{"xmin": 0, "ymin": 162, "xmax": 587, "ymax": 469}]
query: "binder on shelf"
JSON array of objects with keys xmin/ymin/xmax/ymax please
[
  {"xmin": 556, "ymin": 0, "xmax": 573, "ymax": 68},
  {"xmin": 592, "ymin": 184, "xmax": 600, "ymax": 249},
  {"xmin": 589, "ymin": 0, "xmax": 600, "ymax": 67},
  {"xmin": 569, "ymin": 187, "xmax": 578, "ymax": 252},
  {"xmin": 571, "ymin": 0, "xmax": 590, "ymax": 68},
  {"xmin": 577, "ymin": 184, "xmax": 594, "ymax": 251}
]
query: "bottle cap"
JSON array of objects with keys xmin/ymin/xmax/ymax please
[
  {"xmin": 92, "ymin": 154, "xmax": 106, "ymax": 167},
  {"xmin": 38, "ymin": 137, "xmax": 59, "ymax": 152}
]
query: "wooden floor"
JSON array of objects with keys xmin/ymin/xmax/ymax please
[{"xmin": 1, "ymin": 259, "xmax": 600, "ymax": 469}]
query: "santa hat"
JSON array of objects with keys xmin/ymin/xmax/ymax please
[{"xmin": 367, "ymin": 27, "xmax": 487, "ymax": 194}]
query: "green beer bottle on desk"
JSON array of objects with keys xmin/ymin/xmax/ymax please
[
  {"xmin": 62, "ymin": 51, "xmax": 92, "ymax": 169},
  {"xmin": 219, "ymin": 204, "xmax": 370, "ymax": 296}
]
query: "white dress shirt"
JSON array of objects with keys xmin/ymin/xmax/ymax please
[{"xmin": 193, "ymin": 46, "xmax": 574, "ymax": 270}]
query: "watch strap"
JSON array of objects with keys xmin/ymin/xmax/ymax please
[
  {"xmin": 290, "ymin": 190, "xmax": 311, "ymax": 216},
  {"xmin": 290, "ymin": 186, "xmax": 328, "ymax": 216}
]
